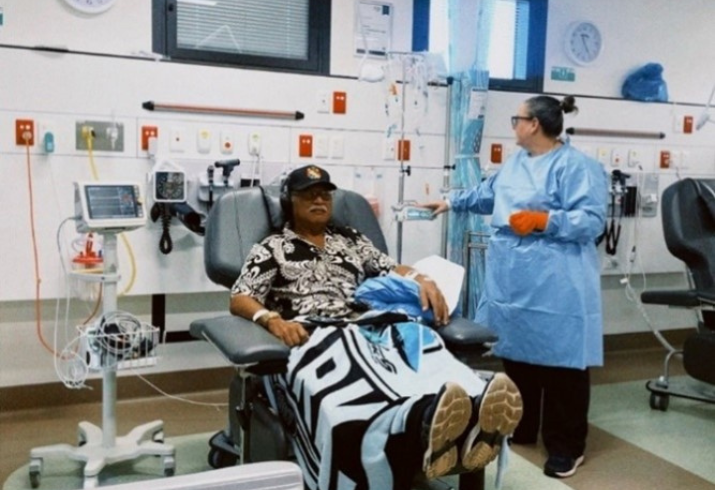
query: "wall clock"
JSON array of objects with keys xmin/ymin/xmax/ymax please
[
  {"xmin": 62, "ymin": 0, "xmax": 117, "ymax": 15},
  {"xmin": 564, "ymin": 21, "xmax": 603, "ymax": 66}
]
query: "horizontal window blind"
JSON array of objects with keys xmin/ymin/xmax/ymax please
[{"xmin": 177, "ymin": 0, "xmax": 309, "ymax": 60}]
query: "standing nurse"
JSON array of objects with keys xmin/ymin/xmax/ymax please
[{"xmin": 422, "ymin": 95, "xmax": 608, "ymax": 478}]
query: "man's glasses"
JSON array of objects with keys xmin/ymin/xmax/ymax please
[
  {"xmin": 294, "ymin": 188, "xmax": 334, "ymax": 201},
  {"xmin": 510, "ymin": 115, "xmax": 534, "ymax": 128}
]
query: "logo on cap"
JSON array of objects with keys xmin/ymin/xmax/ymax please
[{"xmin": 306, "ymin": 166, "xmax": 323, "ymax": 180}]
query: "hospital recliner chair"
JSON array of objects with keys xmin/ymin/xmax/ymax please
[
  {"xmin": 189, "ymin": 185, "xmax": 497, "ymax": 490},
  {"xmin": 641, "ymin": 178, "xmax": 715, "ymax": 410}
]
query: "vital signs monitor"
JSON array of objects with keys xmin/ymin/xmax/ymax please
[{"xmin": 75, "ymin": 181, "xmax": 147, "ymax": 232}]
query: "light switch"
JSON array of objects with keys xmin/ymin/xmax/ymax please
[
  {"xmin": 330, "ymin": 135, "xmax": 344, "ymax": 159},
  {"xmin": 170, "ymin": 127, "xmax": 186, "ymax": 153},
  {"xmin": 314, "ymin": 134, "xmax": 329, "ymax": 158}
]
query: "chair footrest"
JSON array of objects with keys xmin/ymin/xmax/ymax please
[{"xmin": 190, "ymin": 316, "xmax": 289, "ymax": 371}]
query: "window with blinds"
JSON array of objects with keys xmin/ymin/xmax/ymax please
[{"xmin": 153, "ymin": 0, "xmax": 331, "ymax": 75}]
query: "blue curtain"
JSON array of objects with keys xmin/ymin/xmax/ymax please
[{"xmin": 446, "ymin": 0, "xmax": 495, "ymax": 319}]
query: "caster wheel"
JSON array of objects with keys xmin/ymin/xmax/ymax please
[
  {"xmin": 29, "ymin": 470, "xmax": 40, "ymax": 489},
  {"xmin": 163, "ymin": 455, "xmax": 176, "ymax": 477},
  {"xmin": 650, "ymin": 392, "xmax": 669, "ymax": 411},
  {"xmin": 83, "ymin": 476, "xmax": 99, "ymax": 488},
  {"xmin": 29, "ymin": 459, "xmax": 42, "ymax": 488},
  {"xmin": 208, "ymin": 447, "xmax": 238, "ymax": 469}
]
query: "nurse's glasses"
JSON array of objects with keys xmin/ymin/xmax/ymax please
[{"xmin": 510, "ymin": 116, "xmax": 535, "ymax": 128}]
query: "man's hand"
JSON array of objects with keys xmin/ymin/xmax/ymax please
[
  {"xmin": 266, "ymin": 317, "xmax": 310, "ymax": 347},
  {"xmin": 415, "ymin": 275, "xmax": 450, "ymax": 327}
]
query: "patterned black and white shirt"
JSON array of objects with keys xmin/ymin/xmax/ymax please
[{"xmin": 231, "ymin": 225, "xmax": 396, "ymax": 319}]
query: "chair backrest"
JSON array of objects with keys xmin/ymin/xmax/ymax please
[
  {"xmin": 204, "ymin": 186, "xmax": 388, "ymax": 290},
  {"xmin": 661, "ymin": 178, "xmax": 715, "ymax": 331},
  {"xmin": 661, "ymin": 178, "xmax": 715, "ymax": 292}
]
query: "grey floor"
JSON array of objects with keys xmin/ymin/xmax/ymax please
[{"xmin": 2, "ymin": 346, "xmax": 714, "ymax": 490}]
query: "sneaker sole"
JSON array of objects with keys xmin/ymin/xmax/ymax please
[
  {"xmin": 546, "ymin": 455, "xmax": 585, "ymax": 478},
  {"xmin": 461, "ymin": 373, "xmax": 524, "ymax": 471},
  {"xmin": 423, "ymin": 382, "xmax": 472, "ymax": 479}
]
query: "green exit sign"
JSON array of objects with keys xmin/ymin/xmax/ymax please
[{"xmin": 551, "ymin": 66, "xmax": 575, "ymax": 82}]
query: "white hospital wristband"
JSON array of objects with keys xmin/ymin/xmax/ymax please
[{"xmin": 252, "ymin": 309, "xmax": 269, "ymax": 323}]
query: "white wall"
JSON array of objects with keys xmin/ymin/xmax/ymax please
[
  {"xmin": 544, "ymin": 0, "xmax": 715, "ymax": 103},
  {"xmin": 1, "ymin": 0, "xmax": 714, "ymax": 388}
]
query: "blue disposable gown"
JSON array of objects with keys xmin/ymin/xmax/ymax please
[{"xmin": 450, "ymin": 142, "xmax": 608, "ymax": 369}]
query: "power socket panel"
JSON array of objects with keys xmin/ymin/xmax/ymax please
[
  {"xmin": 75, "ymin": 120, "xmax": 125, "ymax": 151},
  {"xmin": 15, "ymin": 119, "xmax": 35, "ymax": 146}
]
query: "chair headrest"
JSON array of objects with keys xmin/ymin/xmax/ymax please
[
  {"xmin": 204, "ymin": 186, "xmax": 389, "ymax": 290},
  {"xmin": 259, "ymin": 186, "xmax": 388, "ymax": 254}
]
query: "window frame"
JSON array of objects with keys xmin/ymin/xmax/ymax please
[
  {"xmin": 152, "ymin": 0, "xmax": 331, "ymax": 75},
  {"xmin": 412, "ymin": 0, "xmax": 547, "ymax": 93}
]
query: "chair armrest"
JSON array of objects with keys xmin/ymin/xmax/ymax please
[
  {"xmin": 438, "ymin": 317, "xmax": 497, "ymax": 347},
  {"xmin": 641, "ymin": 290, "xmax": 705, "ymax": 308},
  {"xmin": 190, "ymin": 315, "xmax": 290, "ymax": 374}
]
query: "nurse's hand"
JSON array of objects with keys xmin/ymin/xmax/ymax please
[
  {"xmin": 418, "ymin": 200, "xmax": 449, "ymax": 217},
  {"xmin": 509, "ymin": 210, "xmax": 549, "ymax": 236},
  {"xmin": 415, "ymin": 275, "xmax": 450, "ymax": 327}
]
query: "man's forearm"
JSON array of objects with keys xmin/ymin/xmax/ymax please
[{"xmin": 230, "ymin": 294, "xmax": 272, "ymax": 323}]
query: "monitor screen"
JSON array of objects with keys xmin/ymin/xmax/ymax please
[{"xmin": 84, "ymin": 185, "xmax": 141, "ymax": 220}]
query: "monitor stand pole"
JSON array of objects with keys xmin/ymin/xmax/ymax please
[{"xmin": 28, "ymin": 232, "xmax": 175, "ymax": 489}]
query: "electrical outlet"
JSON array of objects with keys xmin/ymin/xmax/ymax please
[
  {"xmin": 15, "ymin": 119, "xmax": 35, "ymax": 146},
  {"xmin": 659, "ymin": 150, "xmax": 671, "ymax": 169},
  {"xmin": 299, "ymin": 134, "xmax": 313, "ymax": 158},
  {"xmin": 141, "ymin": 126, "xmax": 159, "ymax": 151},
  {"xmin": 490, "ymin": 143, "xmax": 503, "ymax": 164},
  {"xmin": 398, "ymin": 139, "xmax": 411, "ymax": 161},
  {"xmin": 333, "ymin": 91, "xmax": 347, "ymax": 114}
]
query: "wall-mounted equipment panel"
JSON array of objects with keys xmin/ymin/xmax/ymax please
[{"xmin": 75, "ymin": 120, "xmax": 125, "ymax": 151}]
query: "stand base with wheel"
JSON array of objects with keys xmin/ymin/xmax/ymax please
[{"xmin": 29, "ymin": 420, "xmax": 175, "ymax": 488}]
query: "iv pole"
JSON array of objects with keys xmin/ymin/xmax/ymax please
[
  {"xmin": 395, "ymin": 52, "xmax": 409, "ymax": 263},
  {"xmin": 441, "ymin": 77, "xmax": 454, "ymax": 258}
]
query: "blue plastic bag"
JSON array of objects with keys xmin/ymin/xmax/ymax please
[{"xmin": 621, "ymin": 63, "xmax": 668, "ymax": 102}]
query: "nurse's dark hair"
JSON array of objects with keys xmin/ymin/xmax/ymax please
[{"xmin": 525, "ymin": 95, "xmax": 578, "ymax": 138}]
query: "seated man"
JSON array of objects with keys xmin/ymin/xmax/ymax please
[{"xmin": 230, "ymin": 165, "xmax": 523, "ymax": 490}]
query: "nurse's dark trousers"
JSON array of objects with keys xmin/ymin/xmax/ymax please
[{"xmin": 502, "ymin": 359, "xmax": 590, "ymax": 458}]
